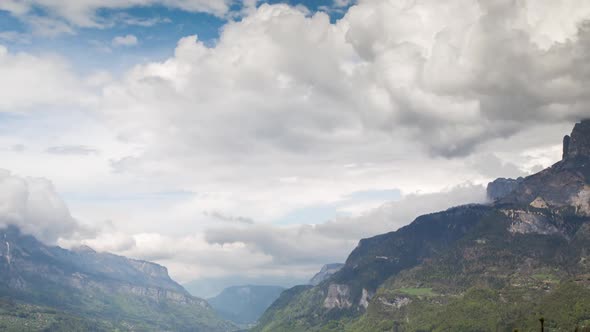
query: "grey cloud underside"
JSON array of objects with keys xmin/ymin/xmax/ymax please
[
  {"xmin": 204, "ymin": 211, "xmax": 255, "ymax": 224},
  {"xmin": 366, "ymin": 5, "xmax": 590, "ymax": 157}
]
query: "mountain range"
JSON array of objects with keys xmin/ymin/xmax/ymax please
[
  {"xmin": 253, "ymin": 119, "xmax": 590, "ymax": 331},
  {"xmin": 0, "ymin": 225, "xmax": 235, "ymax": 331}
]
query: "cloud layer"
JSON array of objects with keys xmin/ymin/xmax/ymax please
[
  {"xmin": 0, "ymin": 0, "xmax": 231, "ymax": 30},
  {"xmin": 81, "ymin": 183, "xmax": 487, "ymax": 282}
]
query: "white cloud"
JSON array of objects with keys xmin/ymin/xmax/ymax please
[
  {"xmin": 112, "ymin": 34, "xmax": 138, "ymax": 47},
  {"xmin": 0, "ymin": 170, "xmax": 90, "ymax": 244},
  {"xmin": 100, "ymin": 0, "xmax": 590, "ymax": 171}
]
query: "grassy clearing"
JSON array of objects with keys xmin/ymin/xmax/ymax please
[{"xmin": 397, "ymin": 287, "xmax": 436, "ymax": 296}]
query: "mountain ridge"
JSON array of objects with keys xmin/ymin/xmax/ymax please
[
  {"xmin": 0, "ymin": 225, "xmax": 235, "ymax": 331},
  {"xmin": 253, "ymin": 119, "xmax": 590, "ymax": 332}
]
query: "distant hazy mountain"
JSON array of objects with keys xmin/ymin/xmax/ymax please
[
  {"xmin": 208, "ymin": 285, "xmax": 285, "ymax": 325},
  {"xmin": 0, "ymin": 226, "xmax": 235, "ymax": 331},
  {"xmin": 308, "ymin": 263, "xmax": 344, "ymax": 286},
  {"xmin": 254, "ymin": 120, "xmax": 590, "ymax": 332},
  {"xmin": 184, "ymin": 275, "xmax": 306, "ymax": 299}
]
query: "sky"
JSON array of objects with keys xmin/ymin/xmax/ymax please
[{"xmin": 0, "ymin": 0, "xmax": 589, "ymax": 295}]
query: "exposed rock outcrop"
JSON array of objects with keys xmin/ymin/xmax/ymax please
[
  {"xmin": 378, "ymin": 295, "xmax": 411, "ymax": 309},
  {"xmin": 563, "ymin": 119, "xmax": 590, "ymax": 161},
  {"xmin": 502, "ymin": 209, "xmax": 561, "ymax": 235},
  {"xmin": 497, "ymin": 120, "xmax": 590, "ymax": 214},
  {"xmin": 359, "ymin": 288, "xmax": 373, "ymax": 309},
  {"xmin": 323, "ymin": 283, "xmax": 352, "ymax": 309}
]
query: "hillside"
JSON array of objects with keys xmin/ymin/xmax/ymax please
[
  {"xmin": 253, "ymin": 120, "xmax": 590, "ymax": 332},
  {"xmin": 0, "ymin": 226, "xmax": 235, "ymax": 331}
]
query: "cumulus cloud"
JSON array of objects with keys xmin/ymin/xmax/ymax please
[
  {"xmin": 112, "ymin": 34, "xmax": 138, "ymax": 47},
  {"xmin": 101, "ymin": 0, "xmax": 590, "ymax": 169},
  {"xmin": 0, "ymin": 170, "xmax": 89, "ymax": 244}
]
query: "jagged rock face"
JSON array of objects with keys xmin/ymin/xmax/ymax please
[
  {"xmin": 309, "ymin": 263, "xmax": 344, "ymax": 286},
  {"xmin": 487, "ymin": 177, "xmax": 524, "ymax": 201},
  {"xmin": 563, "ymin": 119, "xmax": 590, "ymax": 161},
  {"xmin": 497, "ymin": 120, "xmax": 590, "ymax": 214}
]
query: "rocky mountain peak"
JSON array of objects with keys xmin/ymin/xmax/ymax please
[
  {"xmin": 309, "ymin": 263, "xmax": 344, "ymax": 286},
  {"xmin": 563, "ymin": 119, "xmax": 590, "ymax": 161}
]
